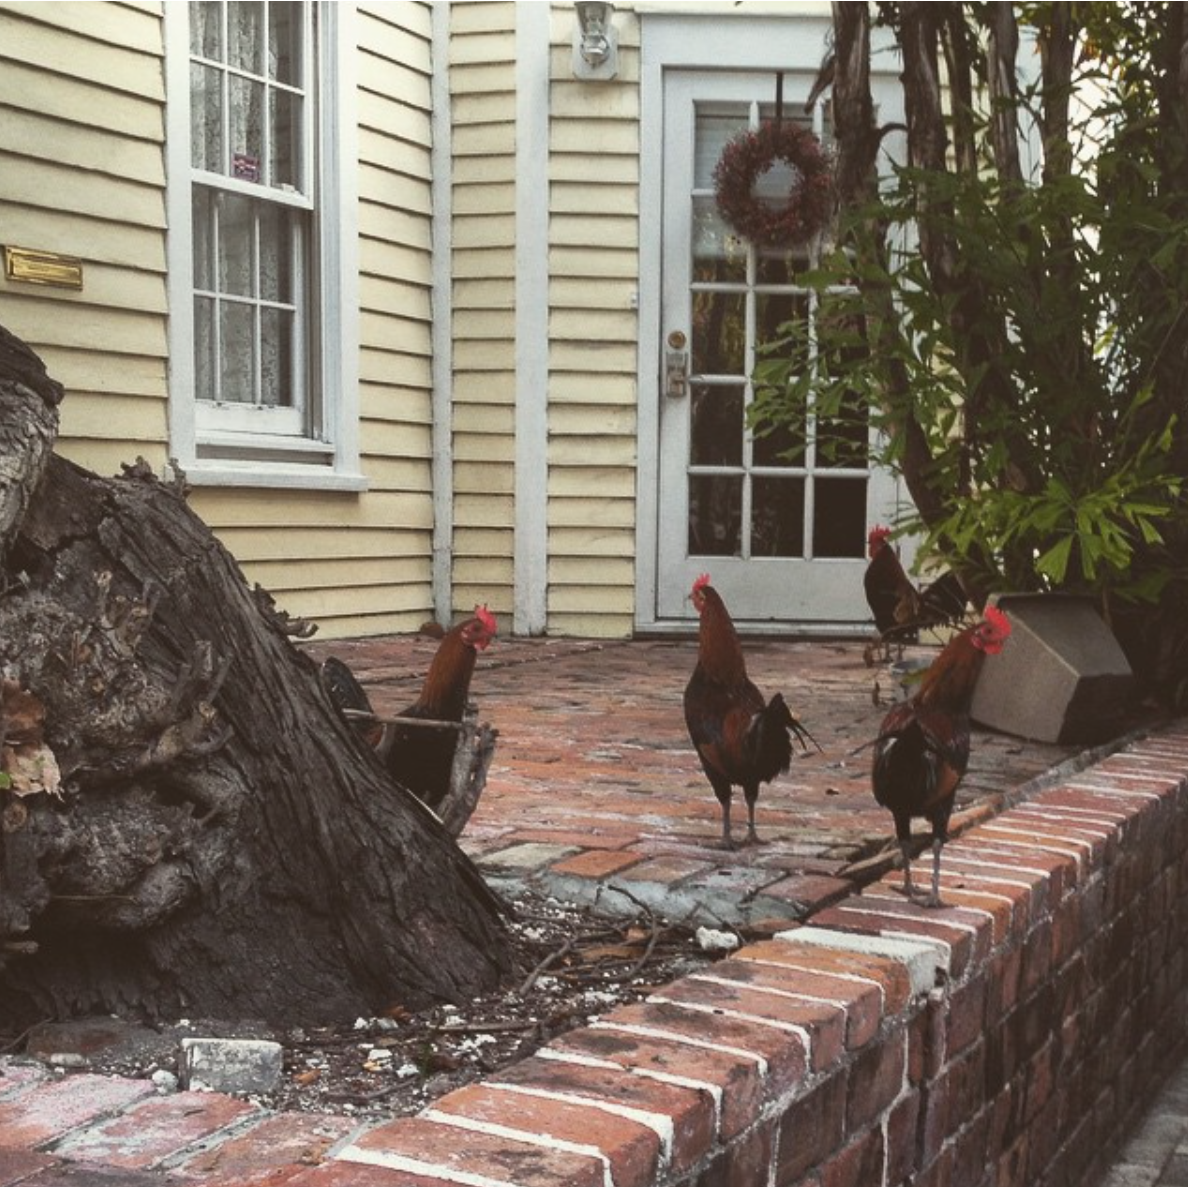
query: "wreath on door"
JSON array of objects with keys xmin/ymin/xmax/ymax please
[{"xmin": 713, "ymin": 121, "xmax": 833, "ymax": 248}]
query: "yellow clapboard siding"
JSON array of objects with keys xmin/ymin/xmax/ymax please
[
  {"xmin": 551, "ymin": 341, "xmax": 637, "ymax": 373},
  {"xmin": 551, "ymin": 496, "xmax": 635, "ymax": 528},
  {"xmin": 358, "ymin": 52, "xmax": 432, "ymax": 113},
  {"xmin": 204, "ymin": 524, "xmax": 430, "ymax": 564},
  {"xmin": 1, "ymin": 155, "xmax": 165, "ymax": 228},
  {"xmin": 0, "ymin": 61, "xmax": 162, "ymax": 140},
  {"xmin": 359, "ymin": 273, "xmax": 432, "ymax": 323},
  {"xmin": 451, "ymin": 1, "xmax": 516, "ymax": 35},
  {"xmin": 1, "ymin": 204, "xmax": 163, "ymax": 270},
  {"xmin": 549, "ymin": 436, "xmax": 635, "ymax": 468},
  {"xmin": 192, "ymin": 489, "xmax": 434, "ymax": 532},
  {"xmin": 2, "ymin": 107, "xmax": 162, "ymax": 183},
  {"xmin": 359, "ymin": 348, "xmax": 433, "ymax": 391},
  {"xmin": 454, "ymin": 460, "xmax": 515, "ymax": 495},
  {"xmin": 551, "ymin": 182, "xmax": 639, "ymax": 217},
  {"xmin": 249, "ymin": 553, "xmax": 431, "ymax": 590},
  {"xmin": 549, "ymin": 555, "xmax": 637, "ymax": 586},
  {"xmin": 549, "ymin": 405, "xmax": 637, "ymax": 436},
  {"xmin": 548, "ymin": 582, "xmax": 635, "ymax": 616},
  {"xmin": 452, "ymin": 278, "xmax": 514, "ymax": 310},
  {"xmin": 55, "ymin": 439, "xmax": 166, "ymax": 476},
  {"xmin": 551, "ymin": 276, "xmax": 638, "ymax": 309},
  {"xmin": 452, "ymin": 247, "xmax": 516, "ymax": 281},
  {"xmin": 455, "ymin": 182, "xmax": 515, "ymax": 215},
  {"xmin": 454, "ymin": 494, "xmax": 514, "ymax": 529},
  {"xmin": 358, "ymin": 89, "xmax": 432, "ymax": 153},
  {"xmin": 548, "ymin": 610, "xmax": 634, "ymax": 639},
  {"xmin": 360, "ymin": 310, "xmax": 432, "ymax": 359},
  {"xmin": 1, "ymin": 292, "xmax": 166, "ymax": 358},
  {"xmin": 453, "ymin": 339, "xmax": 516, "ymax": 372},
  {"xmin": 452, "ymin": 526, "xmax": 511, "ymax": 556},
  {"xmin": 550, "ymin": 308, "xmax": 639, "ymax": 341},
  {"xmin": 358, "ymin": 163, "xmax": 433, "ymax": 218},
  {"xmin": 452, "ymin": 371, "xmax": 516, "ymax": 403},
  {"xmin": 548, "ymin": 245, "xmax": 639, "ymax": 279},
  {"xmin": 42, "ymin": 347, "xmax": 166, "ymax": 399},
  {"xmin": 550, "ymin": 525, "xmax": 636, "ymax": 557},
  {"xmin": 302, "ymin": 610, "xmax": 435, "ymax": 641},
  {"xmin": 453, "ymin": 122, "xmax": 516, "ymax": 158},
  {"xmin": 453, "ymin": 90, "xmax": 517, "ymax": 126},
  {"xmin": 453, "ymin": 155, "xmax": 517, "ymax": 186},
  {"xmin": 453, "ymin": 212, "xmax": 516, "ymax": 250},
  {"xmin": 454, "ymin": 434, "xmax": 514, "ymax": 466},
  {"xmin": 0, "ymin": 8, "xmax": 163, "ymax": 99},
  {"xmin": 449, "ymin": 28, "xmax": 516, "ymax": 67},
  {"xmin": 355, "ymin": 223, "xmax": 432, "ymax": 277},
  {"xmin": 5, "ymin": 1, "xmax": 162, "ymax": 55},
  {"xmin": 549, "ymin": 372, "xmax": 636, "ymax": 405},
  {"xmin": 262, "ymin": 581, "xmax": 433, "ymax": 621},
  {"xmin": 451, "ymin": 308, "xmax": 514, "ymax": 340},
  {"xmin": 59, "ymin": 393, "xmax": 168, "ymax": 442},
  {"xmin": 549, "ymin": 467, "xmax": 636, "ymax": 498},
  {"xmin": 551, "ymin": 153, "xmax": 638, "ymax": 185},
  {"xmin": 454, "ymin": 400, "xmax": 514, "ymax": 432},
  {"xmin": 552, "ymin": 212, "xmax": 637, "ymax": 249},
  {"xmin": 551, "ymin": 120, "xmax": 639, "ymax": 156},
  {"xmin": 358, "ymin": 1, "xmax": 432, "ymax": 47}
]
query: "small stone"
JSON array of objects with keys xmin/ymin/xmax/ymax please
[
  {"xmin": 179, "ymin": 1037, "xmax": 283, "ymax": 1095},
  {"xmin": 151, "ymin": 1068, "xmax": 178, "ymax": 1093},
  {"xmin": 696, "ymin": 925, "xmax": 741, "ymax": 953},
  {"xmin": 45, "ymin": 1052, "xmax": 88, "ymax": 1069}
]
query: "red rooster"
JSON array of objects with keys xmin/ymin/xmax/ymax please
[
  {"xmin": 684, "ymin": 574, "xmax": 816, "ymax": 849},
  {"xmin": 322, "ymin": 606, "xmax": 497, "ymax": 811},
  {"xmin": 864, "ymin": 525, "xmax": 969, "ymax": 654},
  {"xmin": 872, "ymin": 606, "xmax": 1011, "ymax": 906}
]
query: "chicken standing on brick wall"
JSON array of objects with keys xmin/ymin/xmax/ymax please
[
  {"xmin": 872, "ymin": 607, "xmax": 1011, "ymax": 906},
  {"xmin": 684, "ymin": 574, "xmax": 816, "ymax": 849}
]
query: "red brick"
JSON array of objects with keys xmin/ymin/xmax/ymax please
[
  {"xmin": 762, "ymin": 940, "xmax": 915, "ymax": 1017},
  {"xmin": 0, "ymin": 1149, "xmax": 59, "ymax": 1184},
  {"xmin": 759, "ymin": 874, "xmax": 852, "ymax": 914},
  {"xmin": 549, "ymin": 1025, "xmax": 762, "ymax": 1140},
  {"xmin": 549, "ymin": 848, "xmax": 643, "ymax": 878},
  {"xmin": 0, "ymin": 1074, "xmax": 155, "ymax": 1149},
  {"xmin": 54, "ymin": 1090, "xmax": 259, "ymax": 1169},
  {"xmin": 732, "ymin": 943, "xmax": 885, "ymax": 1049},
  {"xmin": 280, "ymin": 1160, "xmax": 461, "ymax": 1186},
  {"xmin": 811, "ymin": 901, "xmax": 986, "ymax": 980},
  {"xmin": 946, "ymin": 975, "xmax": 986, "ymax": 1056},
  {"xmin": 775, "ymin": 1073, "xmax": 848, "ymax": 1183},
  {"xmin": 608, "ymin": 999, "xmax": 809, "ymax": 1101},
  {"xmin": 173, "ymin": 1111, "xmax": 358, "ymax": 1184},
  {"xmin": 886, "ymin": 1091, "xmax": 920, "ymax": 1185},
  {"xmin": 846, "ymin": 1031, "xmax": 906, "ymax": 1131},
  {"xmin": 692, "ymin": 1118, "xmax": 775, "ymax": 1187},
  {"xmin": 490, "ymin": 1053, "xmax": 714, "ymax": 1176},
  {"xmin": 657, "ymin": 973, "xmax": 845, "ymax": 1073},
  {"xmin": 0, "ymin": 1062, "xmax": 47, "ymax": 1100},
  {"xmin": 345, "ymin": 1116, "xmax": 607, "ymax": 1186},
  {"xmin": 821, "ymin": 1125, "xmax": 884, "ymax": 1187},
  {"xmin": 428, "ymin": 1082, "xmax": 660, "ymax": 1186}
]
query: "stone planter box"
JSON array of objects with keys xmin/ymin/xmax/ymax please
[{"xmin": 970, "ymin": 592, "xmax": 1135, "ymax": 744}]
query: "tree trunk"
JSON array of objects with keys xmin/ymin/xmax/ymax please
[{"xmin": 0, "ymin": 325, "xmax": 509, "ymax": 1027}]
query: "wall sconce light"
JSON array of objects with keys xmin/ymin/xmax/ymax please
[{"xmin": 573, "ymin": 1, "xmax": 618, "ymax": 81}]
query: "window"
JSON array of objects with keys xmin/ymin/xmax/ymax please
[{"xmin": 165, "ymin": 1, "xmax": 362, "ymax": 489}]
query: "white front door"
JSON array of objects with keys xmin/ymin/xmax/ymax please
[{"xmin": 638, "ymin": 15, "xmax": 908, "ymax": 630}]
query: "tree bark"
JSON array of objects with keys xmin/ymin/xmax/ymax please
[{"xmin": 0, "ymin": 325, "xmax": 509, "ymax": 1027}]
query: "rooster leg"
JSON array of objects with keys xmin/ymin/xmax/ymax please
[
  {"xmin": 743, "ymin": 787, "xmax": 761, "ymax": 846},
  {"xmin": 899, "ymin": 838, "xmax": 917, "ymax": 898},
  {"xmin": 926, "ymin": 838, "xmax": 945, "ymax": 908},
  {"xmin": 718, "ymin": 800, "xmax": 735, "ymax": 850}
]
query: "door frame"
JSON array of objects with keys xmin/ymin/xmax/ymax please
[{"xmin": 634, "ymin": 10, "xmax": 911, "ymax": 635}]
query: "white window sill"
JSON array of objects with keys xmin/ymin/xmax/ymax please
[{"xmin": 174, "ymin": 460, "xmax": 369, "ymax": 492}]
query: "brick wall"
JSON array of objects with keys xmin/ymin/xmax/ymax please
[
  {"xmin": 2, "ymin": 725, "xmax": 1186, "ymax": 1185},
  {"xmin": 328, "ymin": 725, "xmax": 1188, "ymax": 1185}
]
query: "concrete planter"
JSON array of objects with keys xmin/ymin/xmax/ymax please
[{"xmin": 970, "ymin": 592, "xmax": 1135, "ymax": 744}]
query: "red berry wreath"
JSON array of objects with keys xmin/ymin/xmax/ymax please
[{"xmin": 713, "ymin": 120, "xmax": 833, "ymax": 247}]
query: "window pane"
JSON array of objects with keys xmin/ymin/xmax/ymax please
[
  {"xmin": 690, "ymin": 383, "xmax": 743, "ymax": 466},
  {"xmin": 694, "ymin": 107, "xmax": 748, "ymax": 190},
  {"xmin": 269, "ymin": 88, "xmax": 300, "ymax": 189},
  {"xmin": 260, "ymin": 308, "xmax": 293, "ymax": 408},
  {"xmin": 219, "ymin": 303, "xmax": 255, "ymax": 403},
  {"xmin": 229, "ymin": 74, "xmax": 264, "ymax": 183},
  {"xmin": 269, "ymin": 4, "xmax": 301, "ymax": 84},
  {"xmin": 692, "ymin": 290, "xmax": 745, "ymax": 375},
  {"xmin": 191, "ymin": 1, "xmax": 222, "ymax": 58},
  {"xmin": 192, "ymin": 187, "xmax": 215, "ymax": 290},
  {"xmin": 258, "ymin": 204, "xmax": 293, "ymax": 302},
  {"xmin": 191, "ymin": 63, "xmax": 223, "ymax": 172},
  {"xmin": 813, "ymin": 477, "xmax": 867, "ymax": 558},
  {"xmin": 755, "ymin": 291, "xmax": 806, "ymax": 350},
  {"xmin": 752, "ymin": 476, "xmax": 805, "ymax": 557},
  {"xmin": 753, "ymin": 417, "xmax": 806, "ymax": 468},
  {"xmin": 691, "ymin": 196, "xmax": 745, "ymax": 284},
  {"xmin": 194, "ymin": 296, "xmax": 216, "ymax": 398},
  {"xmin": 218, "ymin": 193, "xmax": 255, "ymax": 296},
  {"xmin": 689, "ymin": 475, "xmax": 742, "ymax": 556},
  {"xmin": 228, "ymin": 0, "xmax": 263, "ymax": 73}
]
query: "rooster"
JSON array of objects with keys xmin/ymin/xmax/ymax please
[
  {"xmin": 872, "ymin": 606, "xmax": 1011, "ymax": 906},
  {"xmin": 864, "ymin": 525, "xmax": 969, "ymax": 658},
  {"xmin": 684, "ymin": 574, "xmax": 816, "ymax": 848},
  {"xmin": 322, "ymin": 606, "xmax": 497, "ymax": 810}
]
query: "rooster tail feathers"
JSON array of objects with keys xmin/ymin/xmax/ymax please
[{"xmin": 747, "ymin": 693, "xmax": 818, "ymax": 780}]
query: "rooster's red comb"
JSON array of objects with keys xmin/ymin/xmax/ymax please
[
  {"xmin": 971, "ymin": 605, "xmax": 1011, "ymax": 654},
  {"xmin": 983, "ymin": 605, "xmax": 1010, "ymax": 638},
  {"xmin": 693, "ymin": 573, "xmax": 712, "ymax": 594},
  {"xmin": 868, "ymin": 524, "xmax": 892, "ymax": 541},
  {"xmin": 474, "ymin": 604, "xmax": 497, "ymax": 637}
]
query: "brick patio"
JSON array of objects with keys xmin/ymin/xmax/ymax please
[{"xmin": 2, "ymin": 633, "xmax": 1181, "ymax": 1186}]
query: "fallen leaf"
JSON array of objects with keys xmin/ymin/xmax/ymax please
[{"xmin": 2, "ymin": 743, "xmax": 62, "ymax": 799}]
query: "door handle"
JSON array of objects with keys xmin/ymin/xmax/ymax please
[{"xmin": 665, "ymin": 330, "xmax": 689, "ymax": 399}]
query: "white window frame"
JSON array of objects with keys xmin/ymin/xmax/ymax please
[{"xmin": 164, "ymin": 1, "xmax": 364, "ymax": 490}]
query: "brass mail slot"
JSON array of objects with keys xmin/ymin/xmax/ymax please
[{"xmin": 4, "ymin": 246, "xmax": 84, "ymax": 290}]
